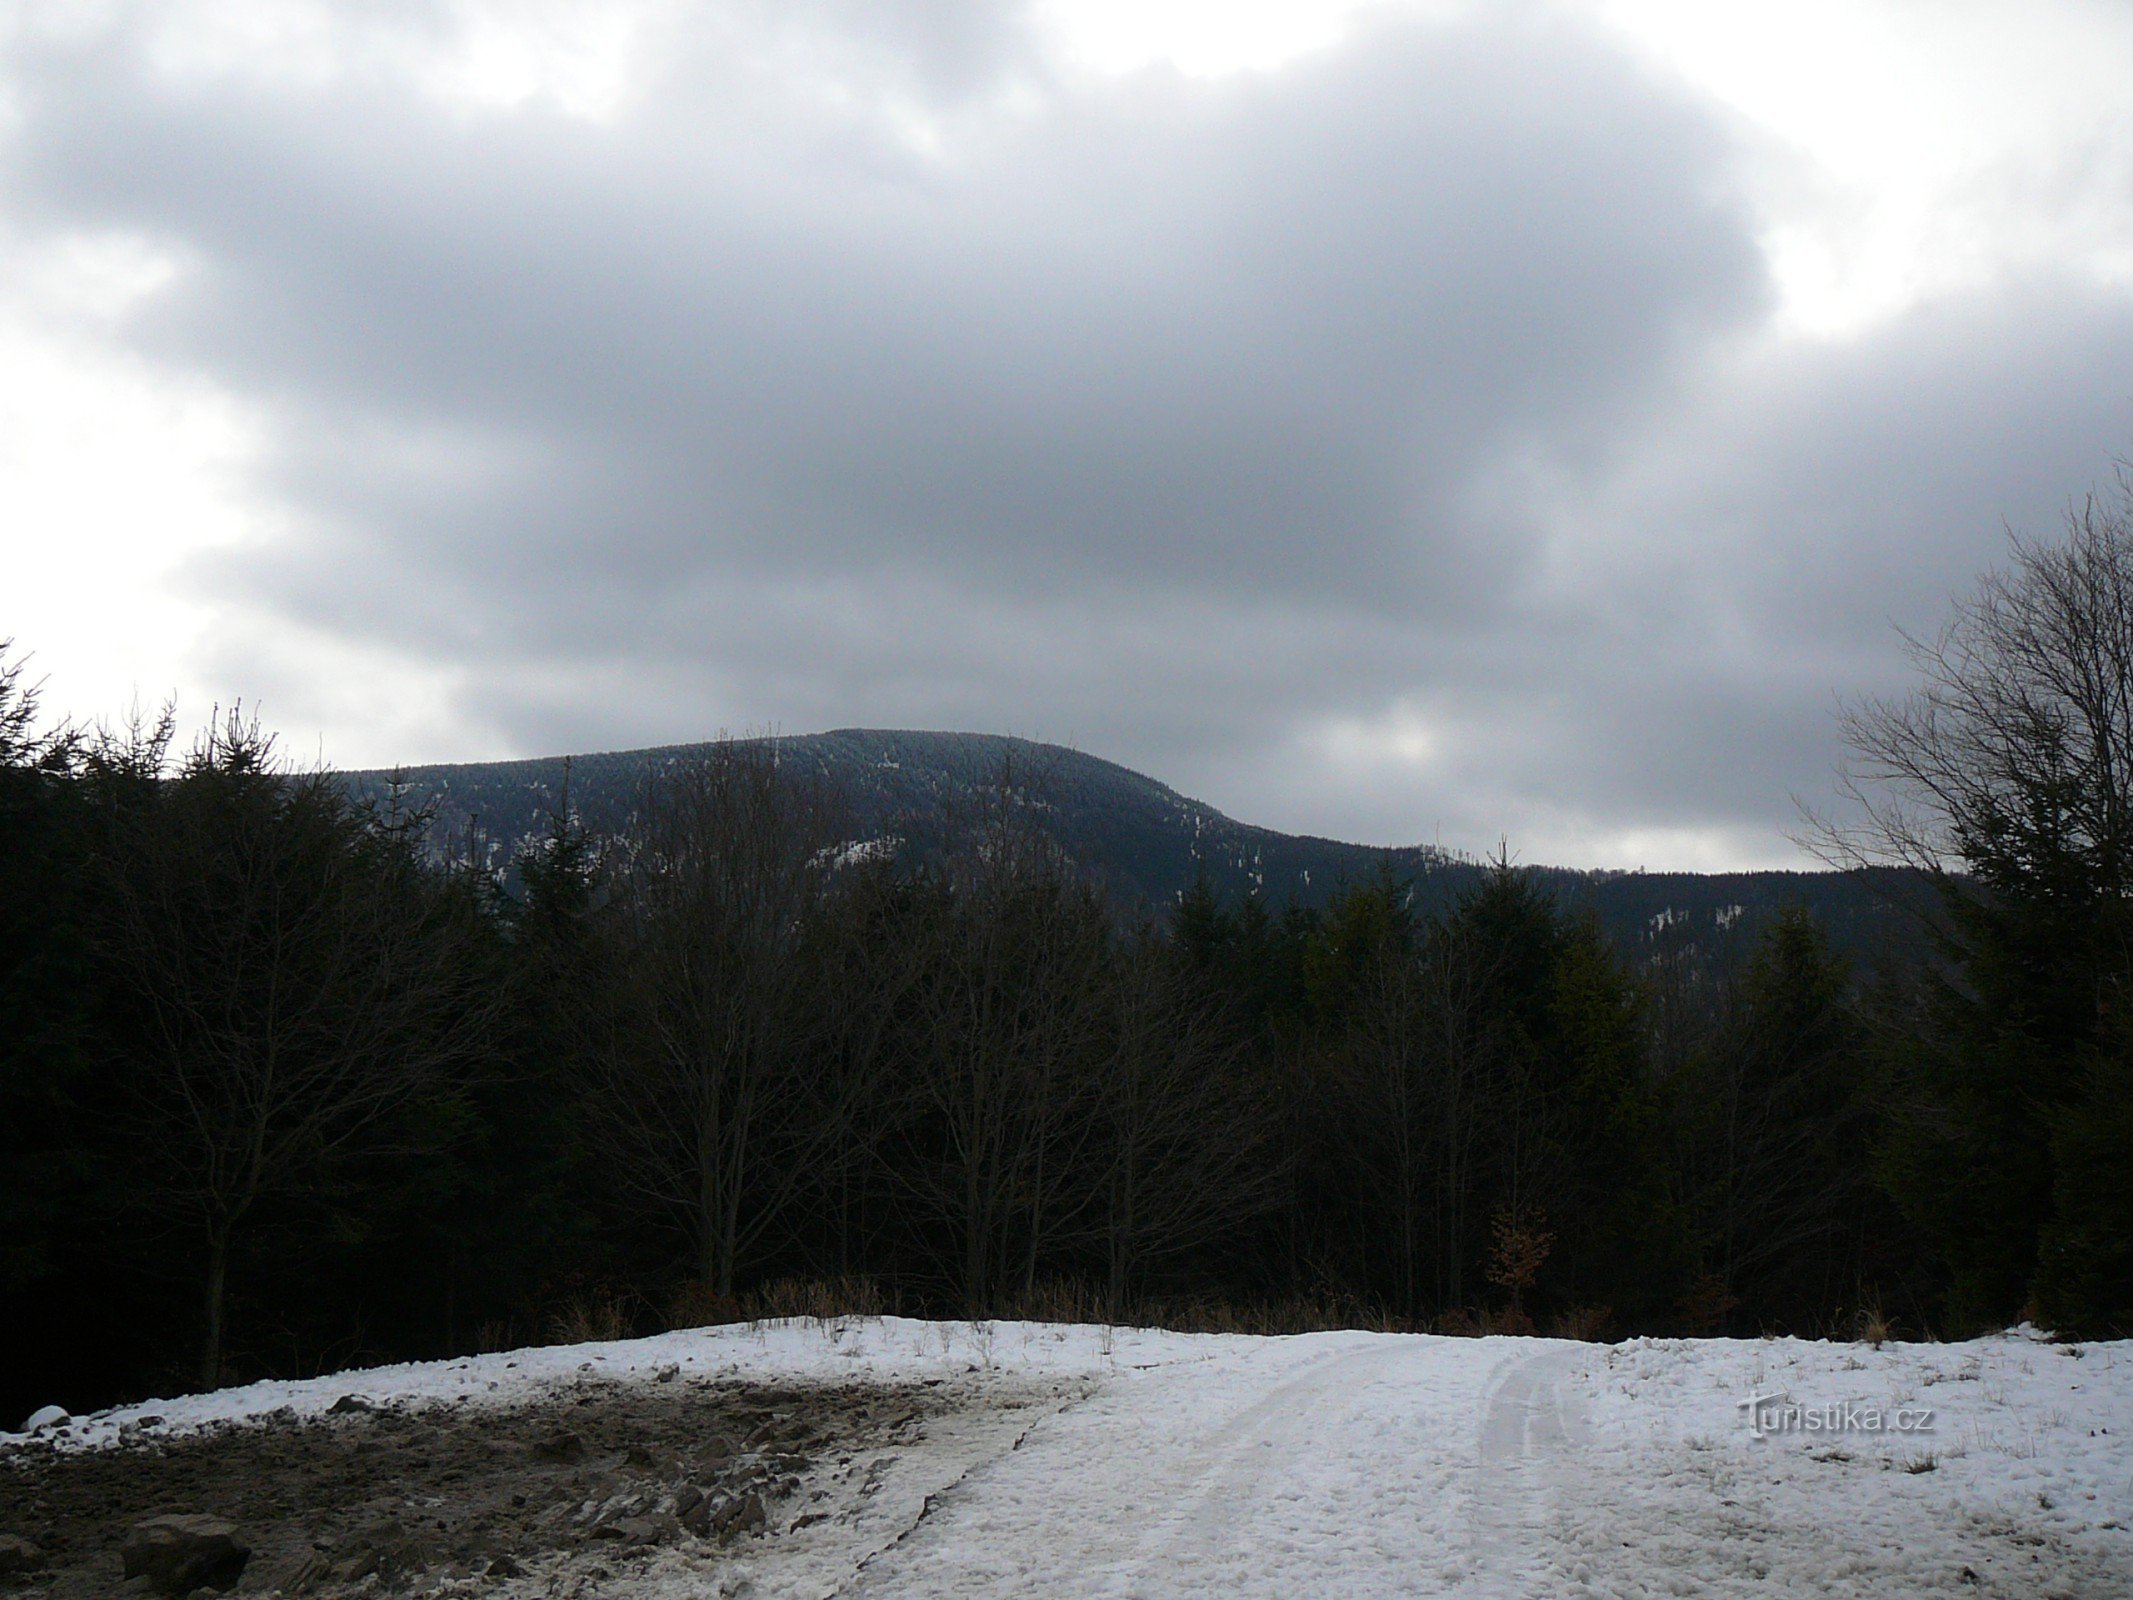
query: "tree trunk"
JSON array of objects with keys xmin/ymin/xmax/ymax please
[
  {"xmin": 1021, "ymin": 1127, "xmax": 1046, "ymax": 1304},
  {"xmin": 698, "ymin": 1141, "xmax": 721, "ymax": 1290},
  {"xmin": 964, "ymin": 1155, "xmax": 989, "ymax": 1316},
  {"xmin": 201, "ymin": 1226, "xmax": 229, "ymax": 1391},
  {"xmin": 1107, "ymin": 1163, "xmax": 1135, "ymax": 1314}
]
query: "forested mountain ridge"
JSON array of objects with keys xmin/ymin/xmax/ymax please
[{"xmin": 345, "ymin": 728, "xmax": 1913, "ymax": 959}]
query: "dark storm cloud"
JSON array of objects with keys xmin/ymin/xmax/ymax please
[
  {"xmin": 1256, "ymin": 277, "xmax": 2133, "ymax": 854},
  {"xmin": 9, "ymin": 1, "xmax": 2129, "ymax": 863}
]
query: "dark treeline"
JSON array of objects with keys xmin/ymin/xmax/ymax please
[{"xmin": 9, "ymin": 490, "xmax": 2133, "ymax": 1419}]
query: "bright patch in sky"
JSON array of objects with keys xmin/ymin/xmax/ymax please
[
  {"xmin": 1592, "ymin": 0, "xmax": 2133, "ymax": 334},
  {"xmin": 1034, "ymin": 0, "xmax": 1424, "ymax": 77},
  {"xmin": 0, "ymin": 229, "xmax": 262, "ymax": 724}
]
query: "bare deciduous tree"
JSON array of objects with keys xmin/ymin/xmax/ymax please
[
  {"xmin": 1093, "ymin": 944, "xmax": 1278, "ymax": 1311},
  {"xmin": 1807, "ymin": 476, "xmax": 2133, "ymax": 1331},
  {"xmin": 588, "ymin": 740, "xmax": 848, "ymax": 1294},
  {"xmin": 1812, "ymin": 482, "xmax": 2133, "ymax": 896},
  {"xmin": 1329, "ymin": 904, "xmax": 1533, "ymax": 1316},
  {"xmin": 91, "ymin": 709, "xmax": 498, "ymax": 1385},
  {"xmin": 797, "ymin": 860, "xmax": 932, "ymax": 1278},
  {"xmin": 903, "ymin": 758, "xmax": 1109, "ymax": 1313}
]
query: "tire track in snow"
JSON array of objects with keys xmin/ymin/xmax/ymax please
[
  {"xmin": 840, "ymin": 1336, "xmax": 1502, "ymax": 1598},
  {"xmin": 838, "ymin": 1340, "xmax": 1392, "ymax": 1597},
  {"xmin": 1470, "ymin": 1346, "xmax": 1593, "ymax": 1594},
  {"xmin": 1120, "ymin": 1341, "xmax": 1424, "ymax": 1594}
]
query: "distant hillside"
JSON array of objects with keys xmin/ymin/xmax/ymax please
[{"xmin": 344, "ymin": 729, "xmax": 1920, "ymax": 963}]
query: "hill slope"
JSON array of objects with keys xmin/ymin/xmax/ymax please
[{"xmin": 345, "ymin": 730, "xmax": 1914, "ymax": 958}]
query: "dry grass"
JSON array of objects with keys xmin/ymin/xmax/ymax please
[
  {"xmin": 662, "ymin": 1276, "xmax": 892, "ymax": 1330},
  {"xmin": 1081, "ymin": 1291, "xmax": 1422, "ymax": 1338},
  {"xmin": 666, "ymin": 1280, "xmax": 744, "ymax": 1330},
  {"xmin": 1005, "ymin": 1277, "xmax": 1111, "ymax": 1326},
  {"xmin": 1549, "ymin": 1304, "xmax": 1615, "ymax": 1341},
  {"xmin": 1859, "ymin": 1302, "xmax": 1894, "ymax": 1349},
  {"xmin": 739, "ymin": 1274, "xmax": 890, "ymax": 1324},
  {"xmin": 1681, "ymin": 1271, "xmax": 1742, "ymax": 1336},
  {"xmin": 547, "ymin": 1287, "xmax": 637, "ymax": 1344}
]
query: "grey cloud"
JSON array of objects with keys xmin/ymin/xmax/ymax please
[
  {"xmin": 9, "ymin": 2, "xmax": 2130, "ymax": 866},
  {"xmin": 1273, "ymin": 279, "xmax": 2133, "ymax": 856},
  {"xmin": 9, "ymin": 5, "xmax": 1764, "ymax": 623}
]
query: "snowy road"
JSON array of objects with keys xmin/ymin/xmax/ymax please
[
  {"xmin": 22, "ymin": 1318, "xmax": 2133, "ymax": 1598},
  {"xmin": 832, "ymin": 1330, "xmax": 2131, "ymax": 1599},
  {"xmin": 848, "ymin": 1336, "xmax": 1557, "ymax": 1597},
  {"xmin": 1472, "ymin": 1346, "xmax": 1590, "ymax": 1592},
  {"xmin": 835, "ymin": 1339, "xmax": 1632, "ymax": 1598}
]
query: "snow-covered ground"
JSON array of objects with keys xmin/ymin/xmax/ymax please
[{"xmin": 17, "ymin": 1318, "xmax": 2132, "ymax": 1597}]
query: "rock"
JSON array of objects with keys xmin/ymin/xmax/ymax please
[
  {"xmin": 21, "ymin": 1404, "xmax": 69, "ymax": 1432},
  {"xmin": 338, "ymin": 1523, "xmax": 441, "ymax": 1586},
  {"xmin": 711, "ymin": 1493, "xmax": 766, "ymax": 1539},
  {"xmin": 599, "ymin": 1514, "xmax": 675, "ymax": 1546},
  {"xmin": 583, "ymin": 1491, "xmax": 647, "ymax": 1529},
  {"xmin": 488, "ymin": 1553, "xmax": 525, "ymax": 1577},
  {"xmin": 533, "ymin": 1430, "xmax": 587, "ymax": 1462},
  {"xmin": 0, "ymin": 1535, "xmax": 45, "ymax": 1574},
  {"xmin": 285, "ymin": 1553, "xmax": 334, "ymax": 1591},
  {"xmin": 327, "ymin": 1394, "xmax": 374, "ymax": 1415},
  {"xmin": 121, "ymin": 1515, "xmax": 250, "ymax": 1596},
  {"xmin": 678, "ymin": 1490, "xmax": 716, "ymax": 1537}
]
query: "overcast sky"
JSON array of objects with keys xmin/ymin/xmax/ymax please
[{"xmin": 6, "ymin": 0, "xmax": 2132, "ymax": 869}]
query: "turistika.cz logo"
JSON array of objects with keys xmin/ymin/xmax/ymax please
[{"xmin": 1736, "ymin": 1392, "xmax": 1935, "ymax": 1439}]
